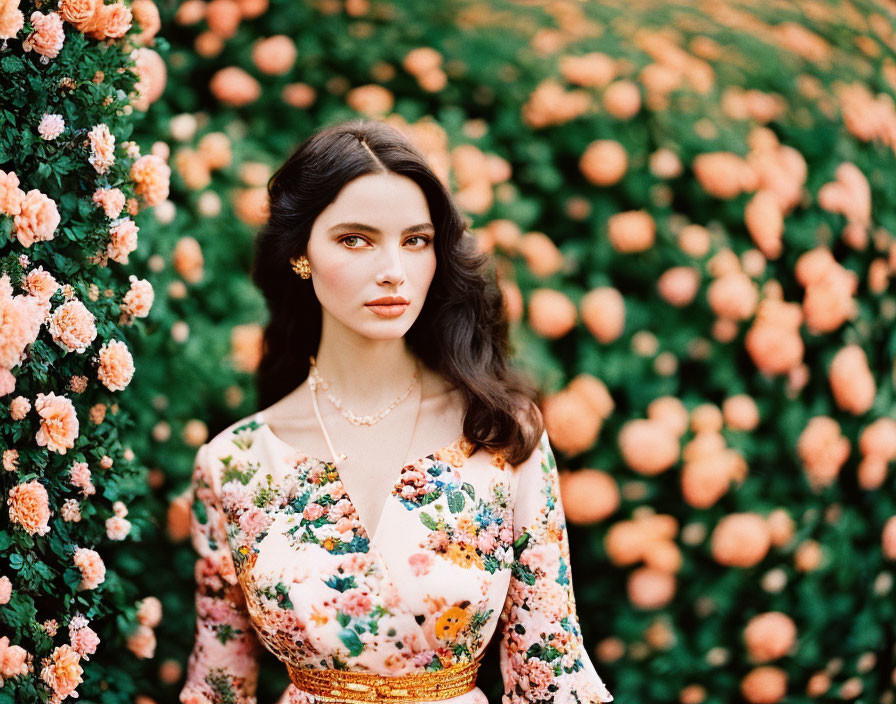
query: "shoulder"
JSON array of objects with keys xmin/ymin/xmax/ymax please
[{"xmin": 195, "ymin": 412, "xmax": 264, "ymax": 483}]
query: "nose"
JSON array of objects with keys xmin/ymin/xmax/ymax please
[{"xmin": 375, "ymin": 242, "xmax": 406, "ymax": 285}]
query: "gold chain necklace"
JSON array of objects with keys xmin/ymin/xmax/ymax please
[{"xmin": 308, "ymin": 355, "xmax": 419, "ymax": 426}]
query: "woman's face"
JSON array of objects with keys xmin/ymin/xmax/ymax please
[{"xmin": 305, "ymin": 172, "xmax": 438, "ymax": 340}]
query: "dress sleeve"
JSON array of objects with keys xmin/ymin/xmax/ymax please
[
  {"xmin": 498, "ymin": 430, "xmax": 614, "ymax": 704},
  {"xmin": 179, "ymin": 443, "xmax": 262, "ymax": 704}
]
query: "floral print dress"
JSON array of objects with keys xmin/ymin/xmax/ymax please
[{"xmin": 179, "ymin": 411, "xmax": 614, "ymax": 704}]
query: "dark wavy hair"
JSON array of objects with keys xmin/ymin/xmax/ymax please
[{"xmin": 250, "ymin": 117, "xmax": 544, "ymax": 465}]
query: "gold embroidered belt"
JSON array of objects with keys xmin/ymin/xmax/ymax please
[{"xmin": 285, "ymin": 654, "xmax": 483, "ymax": 702}]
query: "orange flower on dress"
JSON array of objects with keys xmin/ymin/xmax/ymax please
[
  {"xmin": 7, "ymin": 479, "xmax": 52, "ymax": 535},
  {"xmin": 35, "ymin": 391, "xmax": 79, "ymax": 455}
]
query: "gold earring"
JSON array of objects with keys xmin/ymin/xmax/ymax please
[{"xmin": 290, "ymin": 255, "xmax": 311, "ymax": 279}]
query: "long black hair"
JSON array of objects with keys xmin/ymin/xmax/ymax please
[{"xmin": 250, "ymin": 117, "xmax": 543, "ymax": 465}]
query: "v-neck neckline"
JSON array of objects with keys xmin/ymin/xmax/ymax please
[{"xmin": 253, "ymin": 411, "xmax": 469, "ymax": 547}]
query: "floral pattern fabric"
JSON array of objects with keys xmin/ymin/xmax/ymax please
[{"xmin": 179, "ymin": 411, "xmax": 613, "ymax": 704}]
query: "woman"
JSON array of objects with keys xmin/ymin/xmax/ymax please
[{"xmin": 180, "ymin": 119, "xmax": 614, "ymax": 704}]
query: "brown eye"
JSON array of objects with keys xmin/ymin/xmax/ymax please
[{"xmin": 340, "ymin": 235, "xmax": 367, "ymax": 248}]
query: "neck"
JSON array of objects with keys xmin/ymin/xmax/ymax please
[{"xmin": 312, "ymin": 312, "xmax": 420, "ymax": 410}]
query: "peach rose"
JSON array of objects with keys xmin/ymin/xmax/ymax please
[
  {"xmin": 618, "ymin": 419, "xmax": 679, "ymax": 476},
  {"xmin": 205, "ymin": 0, "xmax": 239, "ymax": 37},
  {"xmin": 794, "ymin": 539, "xmax": 823, "ymax": 572},
  {"xmin": 13, "ymin": 189, "xmax": 60, "ymax": 247},
  {"xmin": 657, "ymin": 267, "xmax": 700, "ymax": 307},
  {"xmin": 121, "ymin": 276, "xmax": 154, "ymax": 320},
  {"xmin": 567, "ymin": 373, "xmax": 614, "ymax": 419},
  {"xmin": 519, "ymin": 232, "xmax": 563, "ymax": 278},
  {"xmin": 678, "ymin": 224, "xmax": 711, "ymax": 257},
  {"xmin": 681, "ymin": 451, "xmax": 736, "ymax": 509},
  {"xmin": 130, "ymin": 0, "xmax": 160, "ymax": 45},
  {"xmin": 649, "ymin": 148, "xmax": 683, "ymax": 179},
  {"xmin": 711, "ymin": 513, "xmax": 771, "ymax": 567},
  {"xmin": 97, "ymin": 339, "xmax": 134, "ymax": 392},
  {"xmin": 40, "ymin": 644, "xmax": 83, "ymax": 701},
  {"xmin": 693, "ymin": 152, "xmax": 756, "ymax": 199},
  {"xmin": 131, "ymin": 154, "xmax": 171, "ymax": 207},
  {"xmin": 9, "ymin": 396, "xmax": 30, "ymax": 420},
  {"xmin": 86, "ymin": 123, "xmax": 115, "ymax": 175},
  {"xmin": 252, "ymin": 34, "xmax": 297, "ymax": 75},
  {"xmin": 233, "ymin": 187, "xmax": 270, "ymax": 226},
  {"xmin": 859, "ymin": 418, "xmax": 896, "ymax": 461},
  {"xmin": 24, "ymin": 11, "xmax": 65, "ymax": 59},
  {"xmin": 744, "ymin": 190, "xmax": 783, "ymax": 260},
  {"xmin": 0, "ymin": 576, "xmax": 11, "ymax": 604},
  {"xmin": 7, "ymin": 479, "xmax": 52, "ymax": 535},
  {"xmin": 796, "ymin": 416, "xmax": 850, "ymax": 491},
  {"xmin": 0, "ymin": 170, "xmax": 25, "ymax": 216},
  {"xmin": 607, "ymin": 210, "xmax": 655, "ymax": 253},
  {"xmin": 196, "ymin": 132, "xmax": 231, "ymax": 171},
  {"xmin": 498, "ymin": 279, "xmax": 523, "ymax": 323},
  {"xmin": 722, "ymin": 395, "xmax": 760, "ymax": 431},
  {"xmin": 48, "ymin": 300, "xmax": 97, "ymax": 354},
  {"xmin": 230, "ymin": 323, "xmax": 263, "ymax": 373},
  {"xmin": 882, "ymin": 516, "xmax": 896, "ymax": 560},
  {"xmin": 627, "ymin": 566, "xmax": 675, "ymax": 609},
  {"xmin": 86, "ymin": 2, "xmax": 131, "ymax": 40},
  {"xmin": 282, "ymin": 82, "xmax": 316, "ymax": 108},
  {"xmin": 131, "ymin": 48, "xmax": 167, "ymax": 111},
  {"xmin": 828, "ymin": 344, "xmax": 875, "ymax": 415},
  {"xmin": 766, "ymin": 509, "xmax": 795, "ymax": 547},
  {"xmin": 559, "ymin": 469, "xmax": 619, "ymax": 524},
  {"xmin": 210, "ymin": 66, "xmax": 261, "ymax": 107},
  {"xmin": 744, "ymin": 299, "xmax": 804, "ymax": 375},
  {"xmin": 741, "ymin": 666, "xmax": 787, "ymax": 704},
  {"xmin": 73, "ymin": 547, "xmax": 105, "ymax": 590},
  {"xmin": 647, "ymin": 396, "xmax": 689, "ymax": 437},
  {"xmin": 580, "ymin": 287, "xmax": 625, "ymax": 343},
  {"xmin": 0, "ymin": 1, "xmax": 25, "ymax": 39},
  {"xmin": 92, "ymin": 187, "xmax": 126, "ymax": 219},
  {"xmin": 744, "ymin": 612, "xmax": 797, "ymax": 662},
  {"xmin": 346, "ymin": 84, "xmax": 394, "ymax": 117},
  {"xmin": 107, "ymin": 218, "xmax": 139, "ymax": 264},
  {"xmin": 707, "ymin": 271, "xmax": 759, "ymax": 320},
  {"xmin": 559, "ymin": 52, "xmax": 616, "ymax": 88},
  {"xmin": 172, "ymin": 236, "xmax": 204, "ymax": 283},
  {"xmin": 603, "ymin": 80, "xmax": 641, "ymax": 119},
  {"xmin": 542, "ymin": 389, "xmax": 602, "ymax": 456},
  {"xmin": 35, "ymin": 391, "xmax": 78, "ymax": 455},
  {"xmin": 579, "ymin": 139, "xmax": 628, "ymax": 187},
  {"xmin": 527, "ymin": 288, "xmax": 576, "ymax": 338}
]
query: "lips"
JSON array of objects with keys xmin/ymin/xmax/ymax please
[{"xmin": 365, "ymin": 297, "xmax": 409, "ymax": 318}]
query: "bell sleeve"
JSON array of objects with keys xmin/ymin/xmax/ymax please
[
  {"xmin": 179, "ymin": 443, "xmax": 262, "ymax": 704},
  {"xmin": 498, "ymin": 429, "xmax": 614, "ymax": 704}
]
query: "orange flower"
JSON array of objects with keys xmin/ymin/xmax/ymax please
[
  {"xmin": 744, "ymin": 190, "xmax": 783, "ymax": 260},
  {"xmin": 7, "ymin": 479, "xmax": 52, "ymax": 535},
  {"xmin": 24, "ymin": 11, "xmax": 65, "ymax": 59},
  {"xmin": 130, "ymin": 0, "xmax": 160, "ymax": 45},
  {"xmin": 627, "ymin": 567, "xmax": 675, "ymax": 609},
  {"xmin": 230, "ymin": 323, "xmax": 263, "ymax": 373},
  {"xmin": 40, "ymin": 644, "xmax": 83, "ymax": 701},
  {"xmin": 48, "ymin": 300, "xmax": 97, "ymax": 353},
  {"xmin": 580, "ymin": 287, "xmax": 625, "ymax": 343},
  {"xmin": 252, "ymin": 34, "xmax": 297, "ymax": 75},
  {"xmin": 172, "ymin": 236, "xmax": 204, "ymax": 283},
  {"xmin": 559, "ymin": 469, "xmax": 619, "ymax": 524},
  {"xmin": 519, "ymin": 232, "xmax": 563, "ymax": 278},
  {"xmin": 209, "ymin": 66, "xmax": 261, "ymax": 107},
  {"xmin": 711, "ymin": 513, "xmax": 770, "ymax": 567},
  {"xmin": 13, "ymin": 189, "xmax": 60, "ymax": 247},
  {"xmin": 740, "ymin": 666, "xmax": 787, "ymax": 704},
  {"xmin": 693, "ymin": 152, "xmax": 756, "ymax": 199},
  {"xmin": 618, "ymin": 418, "xmax": 679, "ymax": 476},
  {"xmin": 131, "ymin": 48, "xmax": 167, "ymax": 111},
  {"xmin": 607, "ymin": 210, "xmax": 655, "ymax": 253},
  {"xmin": 828, "ymin": 344, "xmax": 875, "ymax": 415},
  {"xmin": 131, "ymin": 154, "xmax": 171, "ymax": 207},
  {"xmin": 603, "ymin": 80, "xmax": 641, "ymax": 119},
  {"xmin": 0, "ymin": 170, "xmax": 25, "ymax": 216},
  {"xmin": 579, "ymin": 139, "xmax": 628, "ymax": 187},
  {"xmin": 97, "ymin": 340, "xmax": 134, "ymax": 392},
  {"xmin": 796, "ymin": 416, "xmax": 850, "ymax": 491},
  {"xmin": 744, "ymin": 612, "xmax": 797, "ymax": 662},
  {"xmin": 527, "ymin": 288, "xmax": 576, "ymax": 338},
  {"xmin": 346, "ymin": 84, "xmax": 394, "ymax": 117},
  {"xmin": 35, "ymin": 391, "xmax": 78, "ymax": 455},
  {"xmin": 73, "ymin": 547, "xmax": 106, "ymax": 590}
]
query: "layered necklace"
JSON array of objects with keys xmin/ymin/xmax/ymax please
[{"xmin": 307, "ymin": 355, "xmax": 422, "ymax": 465}]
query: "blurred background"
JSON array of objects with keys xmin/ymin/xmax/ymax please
[{"xmin": 29, "ymin": 0, "xmax": 896, "ymax": 702}]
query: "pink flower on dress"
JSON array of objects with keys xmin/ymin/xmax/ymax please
[
  {"xmin": 24, "ymin": 11, "xmax": 65, "ymax": 60},
  {"xmin": 328, "ymin": 498, "xmax": 353, "ymax": 519},
  {"xmin": 38, "ymin": 114, "xmax": 65, "ymax": 140},
  {"xmin": 239, "ymin": 507, "xmax": 269, "ymax": 540},
  {"xmin": 7, "ymin": 479, "xmax": 52, "ymax": 535},
  {"xmin": 107, "ymin": 218, "xmax": 139, "ymax": 264},
  {"xmin": 408, "ymin": 552, "xmax": 434, "ymax": 576},
  {"xmin": 92, "ymin": 187, "xmax": 126, "ymax": 218},
  {"xmin": 48, "ymin": 300, "xmax": 97, "ymax": 353},
  {"xmin": 13, "ymin": 189, "xmax": 60, "ymax": 247},
  {"xmin": 35, "ymin": 391, "xmax": 79, "ymax": 455},
  {"xmin": 73, "ymin": 547, "xmax": 105, "ymax": 590},
  {"xmin": 131, "ymin": 154, "xmax": 171, "ymax": 206},
  {"xmin": 120, "ymin": 276, "xmax": 153, "ymax": 319},
  {"xmin": 337, "ymin": 589, "xmax": 372, "ymax": 617},
  {"xmin": 97, "ymin": 339, "xmax": 134, "ymax": 391},
  {"xmin": 476, "ymin": 531, "xmax": 497, "ymax": 554},
  {"xmin": 87, "ymin": 124, "xmax": 115, "ymax": 174},
  {"xmin": 9, "ymin": 396, "xmax": 30, "ymax": 420},
  {"xmin": 303, "ymin": 502, "xmax": 325, "ymax": 521}
]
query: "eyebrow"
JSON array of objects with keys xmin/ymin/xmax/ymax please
[{"xmin": 327, "ymin": 222, "xmax": 435, "ymax": 235}]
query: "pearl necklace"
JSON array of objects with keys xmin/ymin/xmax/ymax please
[{"xmin": 308, "ymin": 355, "xmax": 419, "ymax": 426}]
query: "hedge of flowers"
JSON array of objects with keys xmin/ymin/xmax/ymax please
[
  {"xmin": 0, "ymin": 0, "xmax": 171, "ymax": 701},
  {"xmin": 94, "ymin": 0, "xmax": 896, "ymax": 702}
]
